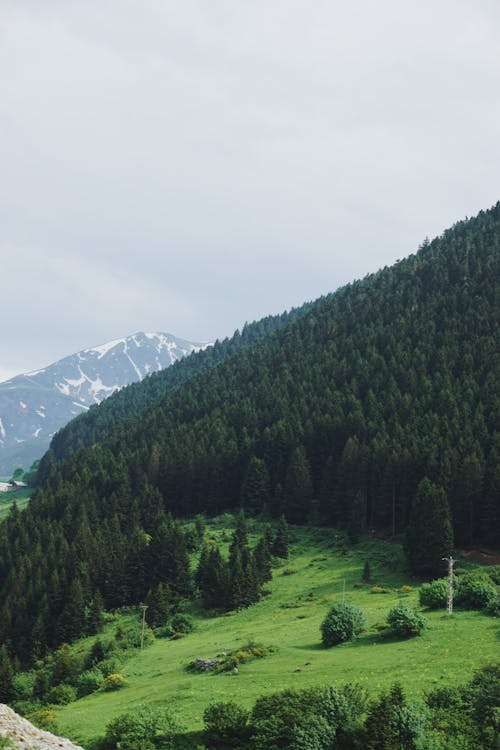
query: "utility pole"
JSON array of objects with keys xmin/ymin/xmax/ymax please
[
  {"xmin": 442, "ymin": 556, "xmax": 455, "ymax": 615},
  {"xmin": 140, "ymin": 604, "xmax": 149, "ymax": 649},
  {"xmin": 342, "ymin": 579, "xmax": 346, "ymax": 603}
]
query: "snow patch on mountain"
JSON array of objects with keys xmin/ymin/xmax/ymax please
[{"xmin": 0, "ymin": 330, "xmax": 212, "ymax": 474}]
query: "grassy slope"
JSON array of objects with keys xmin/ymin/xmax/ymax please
[
  {"xmin": 0, "ymin": 488, "xmax": 31, "ymax": 521},
  {"xmin": 57, "ymin": 525, "xmax": 499, "ymax": 747}
]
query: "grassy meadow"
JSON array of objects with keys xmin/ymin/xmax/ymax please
[
  {"xmin": 55, "ymin": 521, "xmax": 499, "ymax": 747},
  {"xmin": 0, "ymin": 487, "xmax": 31, "ymax": 521}
]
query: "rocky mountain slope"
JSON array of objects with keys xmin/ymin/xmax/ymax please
[
  {"xmin": 0, "ymin": 332, "xmax": 208, "ymax": 474},
  {"xmin": 0, "ymin": 703, "xmax": 84, "ymax": 749}
]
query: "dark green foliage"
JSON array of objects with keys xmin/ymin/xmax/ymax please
[
  {"xmin": 284, "ymin": 447, "xmax": 313, "ymax": 524},
  {"xmin": 102, "ymin": 705, "xmax": 179, "ymax": 750},
  {"xmin": 387, "ymin": 603, "xmax": 426, "ymax": 638},
  {"xmin": 145, "ymin": 583, "xmax": 173, "ymax": 628},
  {"xmin": 203, "ymin": 701, "xmax": 250, "ymax": 747},
  {"xmin": 196, "ymin": 544, "xmax": 229, "ymax": 609},
  {"xmin": 455, "ymin": 573, "xmax": 498, "ymax": 611},
  {"xmin": 0, "ymin": 644, "xmax": 14, "ymax": 703},
  {"xmin": 241, "ymin": 457, "xmax": 271, "ymax": 514},
  {"xmin": 168, "ymin": 613, "xmax": 194, "ymax": 634},
  {"xmin": 74, "ymin": 667, "xmax": 104, "ymax": 697},
  {"xmin": 419, "ymin": 578, "xmax": 449, "ymax": 609},
  {"xmin": 272, "ymin": 515, "xmax": 289, "ymax": 559},
  {"xmin": 1, "ymin": 204, "xmax": 499, "ymax": 662},
  {"xmin": 406, "ymin": 479, "xmax": 454, "ymax": 578},
  {"xmin": 253, "ymin": 526, "xmax": 273, "ymax": 584},
  {"xmin": 362, "ymin": 560, "xmax": 371, "ymax": 583},
  {"xmin": 47, "ymin": 683, "xmax": 77, "ymax": 705},
  {"xmin": 320, "ymin": 602, "xmax": 365, "ymax": 647}
]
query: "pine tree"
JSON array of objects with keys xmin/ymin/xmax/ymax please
[
  {"xmin": 406, "ymin": 478, "xmax": 454, "ymax": 578},
  {"xmin": 241, "ymin": 457, "xmax": 270, "ymax": 514},
  {"xmin": 87, "ymin": 590, "xmax": 105, "ymax": 635},
  {"xmin": 0, "ymin": 644, "xmax": 14, "ymax": 703},
  {"xmin": 145, "ymin": 582, "xmax": 173, "ymax": 627},
  {"xmin": 272, "ymin": 515, "xmax": 289, "ymax": 559},
  {"xmin": 196, "ymin": 545, "xmax": 229, "ymax": 609},
  {"xmin": 253, "ymin": 526, "xmax": 273, "ymax": 584},
  {"xmin": 57, "ymin": 578, "xmax": 86, "ymax": 643},
  {"xmin": 284, "ymin": 447, "xmax": 313, "ymax": 523}
]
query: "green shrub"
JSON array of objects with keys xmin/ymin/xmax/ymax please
[
  {"xmin": 97, "ymin": 656, "xmax": 123, "ymax": 677},
  {"xmin": 27, "ymin": 708, "xmax": 59, "ymax": 733},
  {"xmin": 155, "ymin": 624, "xmax": 176, "ymax": 639},
  {"xmin": 282, "ymin": 568, "xmax": 298, "ymax": 576},
  {"xmin": 485, "ymin": 594, "xmax": 500, "ymax": 617},
  {"xmin": 370, "ymin": 585, "xmax": 391, "ymax": 594},
  {"xmin": 320, "ymin": 603, "xmax": 365, "ymax": 647},
  {"xmin": 455, "ymin": 575, "xmax": 497, "ymax": 610},
  {"xmin": 75, "ymin": 667, "xmax": 104, "ymax": 697},
  {"xmin": 203, "ymin": 701, "xmax": 250, "ymax": 747},
  {"xmin": 102, "ymin": 673, "xmax": 127, "ymax": 691},
  {"xmin": 419, "ymin": 579, "xmax": 448, "ymax": 609},
  {"xmin": 47, "ymin": 683, "xmax": 77, "ymax": 705},
  {"xmin": 169, "ymin": 613, "xmax": 194, "ymax": 634},
  {"xmin": 0, "ymin": 737, "xmax": 14, "ymax": 749},
  {"xmin": 387, "ymin": 603, "xmax": 426, "ymax": 638},
  {"xmin": 114, "ymin": 621, "xmax": 155, "ymax": 649},
  {"xmin": 12, "ymin": 671, "xmax": 36, "ymax": 701},
  {"xmin": 102, "ymin": 705, "xmax": 179, "ymax": 750}
]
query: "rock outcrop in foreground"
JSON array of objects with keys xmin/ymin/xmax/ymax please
[{"xmin": 0, "ymin": 704, "xmax": 84, "ymax": 750}]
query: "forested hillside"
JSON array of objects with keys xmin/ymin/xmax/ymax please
[
  {"xmin": 0, "ymin": 204, "xmax": 498, "ymax": 663},
  {"xmin": 39, "ymin": 304, "xmax": 316, "ymax": 475}
]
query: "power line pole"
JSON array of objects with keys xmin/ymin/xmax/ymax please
[
  {"xmin": 442, "ymin": 556, "xmax": 455, "ymax": 615},
  {"xmin": 140, "ymin": 604, "xmax": 149, "ymax": 649}
]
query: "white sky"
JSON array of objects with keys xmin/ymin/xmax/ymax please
[{"xmin": 1, "ymin": 0, "xmax": 499, "ymax": 381}]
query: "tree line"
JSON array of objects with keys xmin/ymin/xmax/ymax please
[{"xmin": 0, "ymin": 203, "xmax": 498, "ymax": 663}]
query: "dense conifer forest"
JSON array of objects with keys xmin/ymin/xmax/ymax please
[{"xmin": 0, "ymin": 204, "xmax": 498, "ymax": 663}]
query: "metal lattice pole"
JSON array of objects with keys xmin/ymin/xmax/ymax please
[
  {"xmin": 442, "ymin": 556, "xmax": 455, "ymax": 615},
  {"xmin": 140, "ymin": 604, "xmax": 149, "ymax": 648}
]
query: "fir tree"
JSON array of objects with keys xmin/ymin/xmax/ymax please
[
  {"xmin": 241, "ymin": 457, "xmax": 271, "ymax": 514},
  {"xmin": 272, "ymin": 515, "xmax": 289, "ymax": 559},
  {"xmin": 406, "ymin": 478, "xmax": 454, "ymax": 578},
  {"xmin": 0, "ymin": 644, "xmax": 14, "ymax": 703},
  {"xmin": 284, "ymin": 447, "xmax": 313, "ymax": 523}
]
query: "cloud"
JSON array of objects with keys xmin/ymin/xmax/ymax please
[{"xmin": 0, "ymin": 0, "xmax": 499, "ymax": 373}]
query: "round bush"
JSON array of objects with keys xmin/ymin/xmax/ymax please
[
  {"xmin": 169, "ymin": 613, "xmax": 194, "ymax": 634},
  {"xmin": 419, "ymin": 578, "xmax": 448, "ymax": 609},
  {"xmin": 103, "ymin": 705, "xmax": 179, "ymax": 750},
  {"xmin": 455, "ymin": 576, "xmax": 497, "ymax": 610},
  {"xmin": 320, "ymin": 603, "xmax": 365, "ymax": 647},
  {"xmin": 387, "ymin": 603, "xmax": 426, "ymax": 638},
  {"xmin": 102, "ymin": 673, "xmax": 128, "ymax": 691},
  {"xmin": 47, "ymin": 684, "xmax": 77, "ymax": 705},
  {"xmin": 75, "ymin": 667, "xmax": 104, "ymax": 697},
  {"xmin": 203, "ymin": 701, "xmax": 250, "ymax": 747}
]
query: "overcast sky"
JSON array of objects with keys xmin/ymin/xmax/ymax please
[{"xmin": 1, "ymin": 0, "xmax": 499, "ymax": 381}]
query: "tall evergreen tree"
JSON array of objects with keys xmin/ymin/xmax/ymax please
[
  {"xmin": 0, "ymin": 644, "xmax": 14, "ymax": 703},
  {"xmin": 284, "ymin": 447, "xmax": 313, "ymax": 523},
  {"xmin": 241, "ymin": 457, "xmax": 271, "ymax": 514},
  {"xmin": 406, "ymin": 478, "xmax": 454, "ymax": 578},
  {"xmin": 272, "ymin": 515, "xmax": 289, "ymax": 559}
]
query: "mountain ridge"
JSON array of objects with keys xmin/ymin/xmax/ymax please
[{"xmin": 0, "ymin": 331, "xmax": 209, "ymax": 474}]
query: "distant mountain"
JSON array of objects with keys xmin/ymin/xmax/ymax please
[{"xmin": 0, "ymin": 332, "xmax": 209, "ymax": 474}]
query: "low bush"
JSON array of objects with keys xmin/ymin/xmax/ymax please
[
  {"xmin": 370, "ymin": 585, "xmax": 391, "ymax": 594},
  {"xmin": 102, "ymin": 673, "xmax": 127, "ymax": 691},
  {"xmin": 419, "ymin": 579, "xmax": 448, "ymax": 609},
  {"xmin": 169, "ymin": 613, "xmax": 194, "ymax": 634},
  {"xmin": 97, "ymin": 656, "xmax": 123, "ymax": 677},
  {"xmin": 47, "ymin": 683, "xmax": 77, "ymax": 705},
  {"xmin": 203, "ymin": 701, "xmax": 250, "ymax": 747},
  {"xmin": 75, "ymin": 667, "xmax": 104, "ymax": 697},
  {"xmin": 320, "ymin": 603, "xmax": 365, "ymax": 647},
  {"xmin": 102, "ymin": 705, "xmax": 180, "ymax": 750},
  {"xmin": 27, "ymin": 708, "xmax": 59, "ymax": 733},
  {"xmin": 12, "ymin": 672, "xmax": 36, "ymax": 701},
  {"xmin": 455, "ymin": 574, "xmax": 497, "ymax": 610},
  {"xmin": 387, "ymin": 603, "xmax": 426, "ymax": 638}
]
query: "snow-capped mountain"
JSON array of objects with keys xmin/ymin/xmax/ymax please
[{"xmin": 0, "ymin": 332, "xmax": 210, "ymax": 475}]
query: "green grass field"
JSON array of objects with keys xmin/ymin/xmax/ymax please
[
  {"xmin": 0, "ymin": 488, "xmax": 31, "ymax": 521},
  {"xmin": 56, "ymin": 524, "xmax": 499, "ymax": 747}
]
